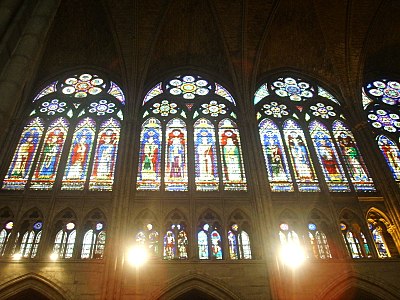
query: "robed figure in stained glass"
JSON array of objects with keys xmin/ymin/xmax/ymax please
[
  {"xmin": 337, "ymin": 131, "xmax": 368, "ymax": 180},
  {"xmin": 317, "ymin": 138, "xmax": 341, "ymax": 180},
  {"xmin": 378, "ymin": 136, "xmax": 400, "ymax": 179},
  {"xmin": 93, "ymin": 129, "xmax": 117, "ymax": 179},
  {"xmin": 66, "ymin": 130, "xmax": 92, "ymax": 180},
  {"xmin": 167, "ymin": 129, "xmax": 186, "ymax": 180},
  {"xmin": 142, "ymin": 135, "xmax": 159, "ymax": 180},
  {"xmin": 287, "ymin": 132, "xmax": 313, "ymax": 180},
  {"xmin": 221, "ymin": 129, "xmax": 241, "ymax": 181},
  {"xmin": 10, "ymin": 129, "xmax": 40, "ymax": 179},
  {"xmin": 36, "ymin": 128, "xmax": 65, "ymax": 179}
]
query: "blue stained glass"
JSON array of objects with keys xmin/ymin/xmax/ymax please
[
  {"xmin": 228, "ymin": 231, "xmax": 238, "ymax": 259},
  {"xmin": 259, "ymin": 119, "xmax": 293, "ymax": 192},
  {"xmin": 377, "ymin": 135, "xmax": 400, "ymax": 182},
  {"xmin": 3, "ymin": 118, "xmax": 44, "ymax": 190},
  {"xmin": 62, "ymin": 118, "xmax": 96, "ymax": 190},
  {"xmin": 332, "ymin": 121, "xmax": 375, "ymax": 192},
  {"xmin": 137, "ymin": 118, "xmax": 162, "ymax": 191},
  {"xmin": 31, "ymin": 117, "xmax": 69, "ymax": 190},
  {"xmin": 194, "ymin": 118, "xmax": 219, "ymax": 191},
  {"xmin": 218, "ymin": 119, "xmax": 247, "ymax": 191},
  {"xmin": 309, "ymin": 121, "xmax": 350, "ymax": 192},
  {"xmin": 283, "ymin": 119, "xmax": 320, "ymax": 192},
  {"xmin": 90, "ymin": 118, "xmax": 121, "ymax": 191},
  {"xmin": 165, "ymin": 118, "xmax": 188, "ymax": 191}
]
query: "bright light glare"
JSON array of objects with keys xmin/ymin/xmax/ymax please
[
  {"xmin": 50, "ymin": 252, "xmax": 58, "ymax": 261},
  {"xmin": 126, "ymin": 246, "xmax": 148, "ymax": 267},
  {"xmin": 280, "ymin": 244, "xmax": 306, "ymax": 268},
  {"xmin": 12, "ymin": 253, "xmax": 22, "ymax": 261}
]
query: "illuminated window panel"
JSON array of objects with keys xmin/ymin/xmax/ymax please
[
  {"xmin": 165, "ymin": 118, "xmax": 188, "ymax": 191},
  {"xmin": 228, "ymin": 224, "xmax": 251, "ymax": 260},
  {"xmin": 194, "ymin": 118, "xmax": 219, "ymax": 191},
  {"xmin": 136, "ymin": 223, "xmax": 159, "ymax": 256},
  {"xmin": 0, "ymin": 221, "xmax": 13, "ymax": 256},
  {"xmin": 259, "ymin": 119, "xmax": 293, "ymax": 192},
  {"xmin": 2, "ymin": 118, "xmax": 44, "ymax": 190},
  {"xmin": 62, "ymin": 118, "xmax": 96, "ymax": 190},
  {"xmin": 137, "ymin": 118, "xmax": 162, "ymax": 191},
  {"xmin": 218, "ymin": 119, "xmax": 247, "ymax": 191},
  {"xmin": 31, "ymin": 118, "xmax": 69, "ymax": 190},
  {"xmin": 52, "ymin": 222, "xmax": 76, "ymax": 259},
  {"xmin": 369, "ymin": 223, "xmax": 390, "ymax": 258},
  {"xmin": 377, "ymin": 135, "xmax": 400, "ymax": 184},
  {"xmin": 283, "ymin": 119, "xmax": 320, "ymax": 192},
  {"xmin": 309, "ymin": 121, "xmax": 350, "ymax": 192},
  {"xmin": 332, "ymin": 121, "xmax": 375, "ymax": 192},
  {"xmin": 162, "ymin": 224, "xmax": 188, "ymax": 260},
  {"xmin": 89, "ymin": 118, "xmax": 121, "ymax": 191}
]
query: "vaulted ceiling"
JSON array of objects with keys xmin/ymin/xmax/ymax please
[{"xmin": 36, "ymin": 0, "xmax": 400, "ymax": 109}]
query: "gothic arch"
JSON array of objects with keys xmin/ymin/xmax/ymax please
[
  {"xmin": 83, "ymin": 208, "xmax": 107, "ymax": 223},
  {"xmin": 154, "ymin": 273, "xmax": 242, "ymax": 300},
  {"xmin": 366, "ymin": 207, "xmax": 393, "ymax": 228},
  {"xmin": 317, "ymin": 271, "xmax": 399, "ymax": 300},
  {"xmin": 0, "ymin": 273, "xmax": 69, "ymax": 300}
]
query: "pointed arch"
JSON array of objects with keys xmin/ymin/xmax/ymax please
[
  {"xmin": 155, "ymin": 273, "xmax": 242, "ymax": 300},
  {"xmin": 81, "ymin": 209, "xmax": 107, "ymax": 259},
  {"xmin": 0, "ymin": 273, "xmax": 69, "ymax": 300},
  {"xmin": 51, "ymin": 208, "xmax": 77, "ymax": 259},
  {"xmin": 134, "ymin": 209, "xmax": 160, "ymax": 257},
  {"xmin": 227, "ymin": 209, "xmax": 253, "ymax": 260},
  {"xmin": 163, "ymin": 209, "xmax": 189, "ymax": 260},
  {"xmin": 317, "ymin": 271, "xmax": 400, "ymax": 300}
]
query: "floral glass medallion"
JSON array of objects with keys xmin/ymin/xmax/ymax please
[
  {"xmin": 271, "ymin": 77, "xmax": 314, "ymax": 101},
  {"xmin": 168, "ymin": 76, "xmax": 210, "ymax": 99},
  {"xmin": 89, "ymin": 100, "xmax": 116, "ymax": 116},
  {"xmin": 367, "ymin": 80, "xmax": 400, "ymax": 105},
  {"xmin": 40, "ymin": 99, "xmax": 66, "ymax": 115},
  {"xmin": 201, "ymin": 100, "xmax": 226, "ymax": 117},
  {"xmin": 62, "ymin": 74, "xmax": 104, "ymax": 98},
  {"xmin": 367, "ymin": 109, "xmax": 400, "ymax": 133},
  {"xmin": 310, "ymin": 103, "xmax": 336, "ymax": 119},
  {"xmin": 153, "ymin": 100, "xmax": 177, "ymax": 116},
  {"xmin": 262, "ymin": 101, "xmax": 289, "ymax": 118}
]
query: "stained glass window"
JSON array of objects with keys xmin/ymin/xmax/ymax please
[
  {"xmin": 377, "ymin": 135, "xmax": 400, "ymax": 181},
  {"xmin": 308, "ymin": 223, "xmax": 331, "ymax": 259},
  {"xmin": 136, "ymin": 223, "xmax": 159, "ymax": 256},
  {"xmin": 198, "ymin": 223, "xmax": 223, "ymax": 260},
  {"xmin": 31, "ymin": 117, "xmax": 69, "ymax": 190},
  {"xmin": 62, "ymin": 118, "xmax": 95, "ymax": 190},
  {"xmin": 2, "ymin": 118, "xmax": 44, "ymax": 190},
  {"xmin": 163, "ymin": 223, "xmax": 188, "ymax": 260},
  {"xmin": 52, "ymin": 222, "xmax": 76, "ymax": 259},
  {"xmin": 165, "ymin": 119, "xmax": 188, "ymax": 191},
  {"xmin": 309, "ymin": 121, "xmax": 349, "ymax": 192},
  {"xmin": 255, "ymin": 75, "xmax": 375, "ymax": 192},
  {"xmin": 363, "ymin": 79, "xmax": 400, "ymax": 185},
  {"xmin": 228, "ymin": 224, "xmax": 252, "ymax": 259},
  {"xmin": 2, "ymin": 72, "xmax": 125, "ymax": 191},
  {"xmin": 332, "ymin": 121, "xmax": 375, "ymax": 191},
  {"xmin": 14, "ymin": 218, "xmax": 43, "ymax": 259},
  {"xmin": 259, "ymin": 119, "xmax": 293, "ymax": 191},
  {"xmin": 90, "ymin": 118, "xmax": 121, "ymax": 191},
  {"xmin": 194, "ymin": 118, "xmax": 219, "ymax": 191},
  {"xmin": 219, "ymin": 119, "xmax": 247, "ymax": 191},
  {"xmin": 81, "ymin": 223, "xmax": 106, "ymax": 259},
  {"xmin": 137, "ymin": 74, "xmax": 246, "ymax": 192},
  {"xmin": 0, "ymin": 221, "xmax": 13, "ymax": 256},
  {"xmin": 283, "ymin": 119, "xmax": 320, "ymax": 192}
]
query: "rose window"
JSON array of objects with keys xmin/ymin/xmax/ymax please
[
  {"xmin": 89, "ymin": 100, "xmax": 116, "ymax": 116},
  {"xmin": 153, "ymin": 100, "xmax": 177, "ymax": 116},
  {"xmin": 168, "ymin": 76, "xmax": 210, "ymax": 99},
  {"xmin": 62, "ymin": 74, "xmax": 104, "ymax": 98},
  {"xmin": 262, "ymin": 102, "xmax": 289, "ymax": 118},
  {"xmin": 40, "ymin": 99, "xmax": 66, "ymax": 115},
  {"xmin": 310, "ymin": 103, "xmax": 336, "ymax": 119},
  {"xmin": 367, "ymin": 80, "xmax": 400, "ymax": 105},
  {"xmin": 368, "ymin": 109, "xmax": 400, "ymax": 133},
  {"xmin": 272, "ymin": 77, "xmax": 314, "ymax": 101},
  {"xmin": 201, "ymin": 100, "xmax": 226, "ymax": 117}
]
